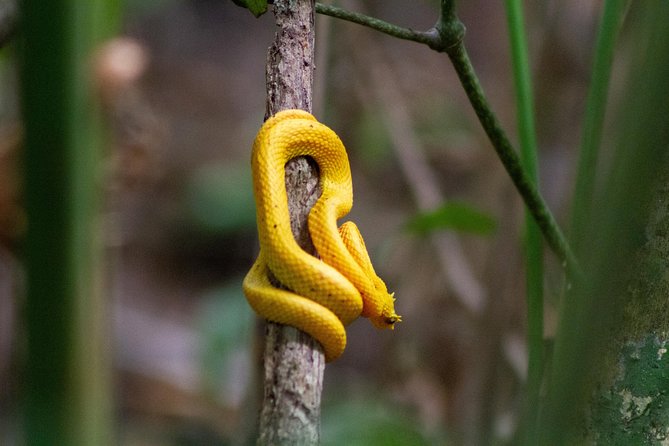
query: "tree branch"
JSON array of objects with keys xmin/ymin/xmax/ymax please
[
  {"xmin": 315, "ymin": 2, "xmax": 441, "ymax": 49},
  {"xmin": 257, "ymin": 0, "xmax": 324, "ymax": 444},
  {"xmin": 445, "ymin": 42, "xmax": 578, "ymax": 274},
  {"xmin": 314, "ymin": 1, "xmax": 579, "ymax": 274}
]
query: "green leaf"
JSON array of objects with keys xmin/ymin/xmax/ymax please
[
  {"xmin": 231, "ymin": 0, "xmax": 268, "ymax": 17},
  {"xmin": 405, "ymin": 202, "xmax": 496, "ymax": 236},
  {"xmin": 247, "ymin": 0, "xmax": 268, "ymax": 16}
]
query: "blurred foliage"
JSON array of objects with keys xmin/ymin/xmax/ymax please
[
  {"xmin": 123, "ymin": 0, "xmax": 178, "ymax": 15},
  {"xmin": 352, "ymin": 110, "xmax": 394, "ymax": 168},
  {"xmin": 322, "ymin": 398, "xmax": 441, "ymax": 446},
  {"xmin": 196, "ymin": 280, "xmax": 254, "ymax": 402},
  {"xmin": 186, "ymin": 163, "xmax": 256, "ymax": 235},
  {"xmin": 231, "ymin": 0, "xmax": 268, "ymax": 17},
  {"xmin": 8, "ymin": 0, "xmax": 669, "ymax": 444},
  {"xmin": 20, "ymin": 0, "xmax": 120, "ymax": 444},
  {"xmin": 0, "ymin": 49, "xmax": 17, "ymax": 121},
  {"xmin": 540, "ymin": 1, "xmax": 669, "ymax": 442},
  {"xmin": 413, "ymin": 99, "xmax": 476, "ymax": 153},
  {"xmin": 405, "ymin": 201, "xmax": 496, "ymax": 236}
]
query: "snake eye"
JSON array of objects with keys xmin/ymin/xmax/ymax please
[{"xmin": 384, "ymin": 314, "xmax": 402, "ymax": 326}]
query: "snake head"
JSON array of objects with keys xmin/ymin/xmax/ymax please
[{"xmin": 370, "ymin": 292, "xmax": 402, "ymax": 330}]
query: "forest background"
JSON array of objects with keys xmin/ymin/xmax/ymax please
[{"xmin": 2, "ymin": 0, "xmax": 668, "ymax": 445}]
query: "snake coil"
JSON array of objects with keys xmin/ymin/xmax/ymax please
[{"xmin": 243, "ymin": 110, "xmax": 401, "ymax": 362}]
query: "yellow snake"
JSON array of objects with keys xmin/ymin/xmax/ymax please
[{"xmin": 243, "ymin": 109, "xmax": 401, "ymax": 362}]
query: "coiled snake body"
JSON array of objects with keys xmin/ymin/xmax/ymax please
[{"xmin": 243, "ymin": 110, "xmax": 401, "ymax": 362}]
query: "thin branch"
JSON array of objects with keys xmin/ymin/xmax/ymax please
[
  {"xmin": 315, "ymin": 1, "xmax": 579, "ymax": 275},
  {"xmin": 446, "ymin": 42, "xmax": 578, "ymax": 273},
  {"xmin": 315, "ymin": 3, "xmax": 441, "ymax": 49}
]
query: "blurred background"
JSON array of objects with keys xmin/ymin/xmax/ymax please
[{"xmin": 0, "ymin": 0, "xmax": 607, "ymax": 444}]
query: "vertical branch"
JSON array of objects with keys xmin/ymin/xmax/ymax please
[{"xmin": 258, "ymin": 0, "xmax": 324, "ymax": 444}]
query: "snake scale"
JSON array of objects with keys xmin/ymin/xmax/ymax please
[{"xmin": 243, "ymin": 110, "xmax": 401, "ymax": 362}]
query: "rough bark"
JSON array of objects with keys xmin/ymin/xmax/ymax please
[{"xmin": 257, "ymin": 1, "xmax": 324, "ymax": 445}]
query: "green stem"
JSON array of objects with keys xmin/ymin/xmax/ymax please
[
  {"xmin": 504, "ymin": 0, "xmax": 543, "ymax": 443},
  {"xmin": 315, "ymin": 3, "xmax": 442, "ymax": 48},
  {"xmin": 21, "ymin": 1, "xmax": 119, "ymax": 444},
  {"xmin": 569, "ymin": 0, "xmax": 628, "ymax": 252},
  {"xmin": 446, "ymin": 42, "xmax": 578, "ymax": 273}
]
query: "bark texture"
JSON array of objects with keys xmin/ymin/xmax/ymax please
[{"xmin": 257, "ymin": 1, "xmax": 324, "ymax": 445}]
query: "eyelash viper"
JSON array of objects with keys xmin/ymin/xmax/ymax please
[{"xmin": 242, "ymin": 109, "xmax": 401, "ymax": 362}]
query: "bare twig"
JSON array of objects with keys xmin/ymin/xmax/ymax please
[
  {"xmin": 257, "ymin": 0, "xmax": 324, "ymax": 444},
  {"xmin": 315, "ymin": 2, "xmax": 442, "ymax": 49},
  {"xmin": 314, "ymin": 0, "xmax": 579, "ymax": 275}
]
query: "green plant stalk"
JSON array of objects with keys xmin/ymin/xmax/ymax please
[
  {"xmin": 540, "ymin": 2, "xmax": 669, "ymax": 441},
  {"xmin": 569, "ymin": 0, "xmax": 628, "ymax": 253},
  {"xmin": 504, "ymin": 0, "xmax": 543, "ymax": 443},
  {"xmin": 21, "ymin": 1, "xmax": 119, "ymax": 444},
  {"xmin": 315, "ymin": 1, "xmax": 578, "ymax": 274}
]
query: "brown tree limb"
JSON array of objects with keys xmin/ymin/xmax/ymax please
[{"xmin": 257, "ymin": 0, "xmax": 325, "ymax": 444}]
